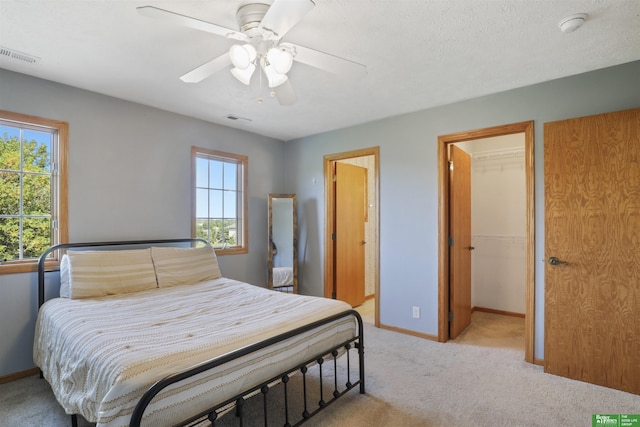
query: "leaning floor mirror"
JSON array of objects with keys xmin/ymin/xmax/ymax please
[{"xmin": 268, "ymin": 194, "xmax": 297, "ymax": 293}]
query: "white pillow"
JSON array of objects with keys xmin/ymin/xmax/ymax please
[
  {"xmin": 151, "ymin": 246, "xmax": 222, "ymax": 288},
  {"xmin": 67, "ymin": 248, "xmax": 158, "ymax": 299},
  {"xmin": 59, "ymin": 254, "xmax": 70, "ymax": 298}
]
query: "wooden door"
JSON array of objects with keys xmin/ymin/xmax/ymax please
[
  {"xmin": 544, "ymin": 108, "xmax": 640, "ymax": 394},
  {"xmin": 335, "ymin": 162, "xmax": 366, "ymax": 307},
  {"xmin": 449, "ymin": 145, "xmax": 472, "ymax": 339}
]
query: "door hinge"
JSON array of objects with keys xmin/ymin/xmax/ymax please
[
  {"xmin": 448, "ymin": 161, "xmax": 454, "ymax": 171},
  {"xmin": 448, "ymin": 312, "xmax": 454, "ymax": 322},
  {"xmin": 332, "ymin": 233, "xmax": 336, "ymax": 241},
  {"xmin": 332, "ymin": 291, "xmax": 337, "ymax": 299},
  {"xmin": 332, "ymin": 174, "xmax": 337, "ymax": 182},
  {"xmin": 448, "ymin": 236, "xmax": 454, "ymax": 247}
]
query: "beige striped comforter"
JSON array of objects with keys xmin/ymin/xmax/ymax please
[{"xmin": 33, "ymin": 278, "xmax": 356, "ymax": 427}]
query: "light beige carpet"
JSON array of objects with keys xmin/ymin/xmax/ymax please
[{"xmin": 2, "ymin": 312, "xmax": 639, "ymax": 426}]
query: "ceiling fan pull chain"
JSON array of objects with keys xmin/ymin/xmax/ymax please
[{"xmin": 257, "ymin": 64, "xmax": 264, "ymax": 104}]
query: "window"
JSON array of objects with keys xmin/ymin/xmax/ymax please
[
  {"xmin": 192, "ymin": 146, "xmax": 248, "ymax": 254},
  {"xmin": 0, "ymin": 110, "xmax": 68, "ymax": 274}
]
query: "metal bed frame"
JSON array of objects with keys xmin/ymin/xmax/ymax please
[{"xmin": 37, "ymin": 238, "xmax": 365, "ymax": 427}]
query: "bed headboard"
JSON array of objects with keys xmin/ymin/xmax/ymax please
[{"xmin": 37, "ymin": 238, "xmax": 209, "ymax": 309}]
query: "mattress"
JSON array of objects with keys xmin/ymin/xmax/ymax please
[{"xmin": 34, "ymin": 278, "xmax": 355, "ymax": 427}]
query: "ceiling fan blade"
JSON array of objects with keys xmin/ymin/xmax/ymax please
[
  {"xmin": 273, "ymin": 79, "xmax": 297, "ymax": 105},
  {"xmin": 180, "ymin": 52, "xmax": 231, "ymax": 83},
  {"xmin": 137, "ymin": 6, "xmax": 247, "ymax": 41},
  {"xmin": 289, "ymin": 43, "xmax": 367, "ymax": 80},
  {"xmin": 259, "ymin": 0, "xmax": 315, "ymax": 39}
]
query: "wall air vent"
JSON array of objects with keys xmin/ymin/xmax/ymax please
[{"xmin": 0, "ymin": 46, "xmax": 40, "ymax": 64}]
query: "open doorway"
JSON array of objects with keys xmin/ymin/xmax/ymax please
[
  {"xmin": 438, "ymin": 121, "xmax": 535, "ymax": 363},
  {"xmin": 324, "ymin": 147, "xmax": 380, "ymax": 326},
  {"xmin": 451, "ymin": 135, "xmax": 527, "ymax": 350}
]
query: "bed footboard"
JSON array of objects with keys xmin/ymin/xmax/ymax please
[{"xmin": 130, "ymin": 309, "xmax": 365, "ymax": 427}]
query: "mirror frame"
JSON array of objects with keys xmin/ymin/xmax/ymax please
[{"xmin": 268, "ymin": 194, "xmax": 297, "ymax": 293}]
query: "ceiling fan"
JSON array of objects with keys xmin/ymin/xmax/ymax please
[{"xmin": 137, "ymin": 0, "xmax": 367, "ymax": 105}]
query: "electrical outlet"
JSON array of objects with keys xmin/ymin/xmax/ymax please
[{"xmin": 412, "ymin": 306, "xmax": 420, "ymax": 319}]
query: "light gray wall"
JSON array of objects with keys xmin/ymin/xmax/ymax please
[
  {"xmin": 286, "ymin": 60, "xmax": 640, "ymax": 360},
  {"xmin": 0, "ymin": 69, "xmax": 285, "ymax": 376},
  {"xmin": 2, "ymin": 61, "xmax": 639, "ymax": 376}
]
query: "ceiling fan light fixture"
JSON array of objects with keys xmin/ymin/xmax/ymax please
[
  {"xmin": 229, "ymin": 44, "xmax": 256, "ymax": 69},
  {"xmin": 231, "ymin": 63, "xmax": 256, "ymax": 85},
  {"xmin": 266, "ymin": 47, "xmax": 293, "ymax": 74},
  {"xmin": 141, "ymin": 1, "xmax": 366, "ymax": 106},
  {"xmin": 263, "ymin": 62, "xmax": 288, "ymax": 88}
]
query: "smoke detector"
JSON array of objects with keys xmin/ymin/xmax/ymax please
[{"xmin": 558, "ymin": 13, "xmax": 588, "ymax": 33}]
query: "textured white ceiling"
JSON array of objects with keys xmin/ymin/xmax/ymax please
[{"xmin": 1, "ymin": 0, "xmax": 639, "ymax": 141}]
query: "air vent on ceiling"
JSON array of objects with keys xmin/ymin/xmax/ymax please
[
  {"xmin": 225, "ymin": 114, "xmax": 252, "ymax": 122},
  {"xmin": 0, "ymin": 46, "xmax": 40, "ymax": 64}
]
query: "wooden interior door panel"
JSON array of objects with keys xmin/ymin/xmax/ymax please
[
  {"xmin": 335, "ymin": 162, "xmax": 366, "ymax": 307},
  {"xmin": 544, "ymin": 108, "xmax": 640, "ymax": 394},
  {"xmin": 449, "ymin": 145, "xmax": 472, "ymax": 339}
]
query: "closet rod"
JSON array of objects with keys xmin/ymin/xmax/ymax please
[
  {"xmin": 472, "ymin": 234, "xmax": 526, "ymax": 243},
  {"xmin": 472, "ymin": 148, "xmax": 524, "ymax": 161}
]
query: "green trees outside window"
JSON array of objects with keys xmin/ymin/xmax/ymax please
[{"xmin": 0, "ymin": 129, "xmax": 53, "ymax": 262}]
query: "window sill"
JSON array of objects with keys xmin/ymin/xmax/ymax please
[
  {"xmin": 214, "ymin": 247, "xmax": 248, "ymax": 256},
  {"xmin": 0, "ymin": 259, "xmax": 59, "ymax": 275}
]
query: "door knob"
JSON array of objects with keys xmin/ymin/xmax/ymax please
[{"xmin": 548, "ymin": 256, "xmax": 568, "ymax": 266}]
